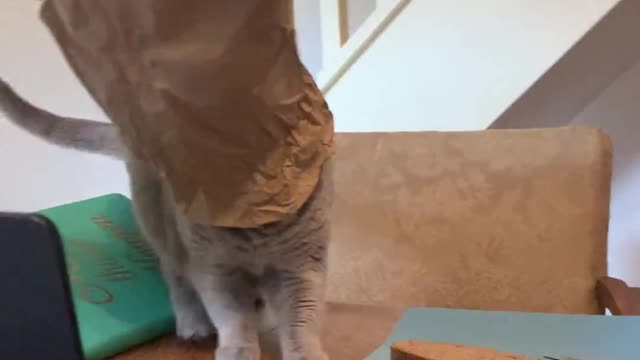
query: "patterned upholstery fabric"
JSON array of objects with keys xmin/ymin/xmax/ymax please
[{"xmin": 327, "ymin": 126, "xmax": 612, "ymax": 315}]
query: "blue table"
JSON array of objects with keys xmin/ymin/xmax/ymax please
[{"xmin": 365, "ymin": 308, "xmax": 639, "ymax": 360}]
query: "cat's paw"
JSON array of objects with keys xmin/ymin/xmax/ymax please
[
  {"xmin": 215, "ymin": 345, "xmax": 260, "ymax": 360},
  {"xmin": 283, "ymin": 352, "xmax": 329, "ymax": 360},
  {"xmin": 283, "ymin": 340, "xmax": 329, "ymax": 360},
  {"xmin": 290, "ymin": 352, "xmax": 329, "ymax": 360},
  {"xmin": 174, "ymin": 311, "xmax": 216, "ymax": 342}
]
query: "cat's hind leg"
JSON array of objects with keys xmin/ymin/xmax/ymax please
[
  {"xmin": 264, "ymin": 268, "xmax": 329, "ymax": 360},
  {"xmin": 191, "ymin": 267, "xmax": 262, "ymax": 360},
  {"xmin": 126, "ymin": 157, "xmax": 214, "ymax": 341},
  {"xmin": 164, "ymin": 272, "xmax": 216, "ymax": 341}
]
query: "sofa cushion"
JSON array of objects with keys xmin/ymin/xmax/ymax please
[{"xmin": 328, "ymin": 126, "xmax": 612, "ymax": 315}]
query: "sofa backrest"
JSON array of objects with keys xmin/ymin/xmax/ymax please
[{"xmin": 328, "ymin": 126, "xmax": 612, "ymax": 315}]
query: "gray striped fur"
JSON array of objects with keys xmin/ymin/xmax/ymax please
[
  {"xmin": 1, "ymin": 77, "xmax": 332, "ymax": 360},
  {"xmin": 0, "ymin": 79, "xmax": 126, "ymax": 159}
]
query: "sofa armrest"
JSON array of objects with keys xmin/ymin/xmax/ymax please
[{"xmin": 596, "ymin": 277, "xmax": 640, "ymax": 315}]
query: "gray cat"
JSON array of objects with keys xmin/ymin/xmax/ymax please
[{"xmin": 0, "ymin": 78, "xmax": 333, "ymax": 360}]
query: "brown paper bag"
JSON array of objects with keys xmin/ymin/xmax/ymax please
[{"xmin": 40, "ymin": 0, "xmax": 335, "ymax": 227}]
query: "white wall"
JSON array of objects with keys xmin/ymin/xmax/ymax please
[
  {"xmin": 571, "ymin": 60, "xmax": 640, "ymax": 287},
  {"xmin": 0, "ymin": 1, "xmax": 130, "ymax": 212},
  {"xmin": 326, "ymin": 0, "xmax": 619, "ymax": 132},
  {"xmin": 294, "ymin": 0, "xmax": 323, "ymax": 76},
  {"xmin": 489, "ymin": 0, "xmax": 640, "ymax": 130}
]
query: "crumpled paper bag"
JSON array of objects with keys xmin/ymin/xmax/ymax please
[{"xmin": 40, "ymin": 0, "xmax": 335, "ymax": 227}]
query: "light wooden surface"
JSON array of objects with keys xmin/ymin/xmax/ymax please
[
  {"xmin": 111, "ymin": 302, "xmax": 401, "ymax": 360},
  {"xmin": 390, "ymin": 340, "xmax": 532, "ymax": 360}
]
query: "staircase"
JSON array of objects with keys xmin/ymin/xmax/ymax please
[{"xmin": 295, "ymin": 0, "xmax": 638, "ymax": 132}]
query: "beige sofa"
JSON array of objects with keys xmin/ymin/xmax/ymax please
[
  {"xmin": 329, "ymin": 126, "xmax": 611, "ymax": 315},
  {"xmin": 115, "ymin": 126, "xmax": 638, "ymax": 359}
]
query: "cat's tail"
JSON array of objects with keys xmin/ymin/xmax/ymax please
[{"xmin": 0, "ymin": 78, "xmax": 127, "ymax": 159}]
